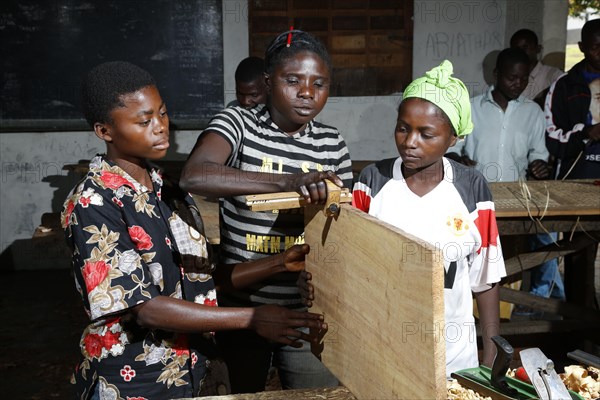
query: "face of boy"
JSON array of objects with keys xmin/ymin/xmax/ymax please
[
  {"xmin": 98, "ymin": 85, "xmax": 169, "ymax": 163},
  {"xmin": 580, "ymin": 32, "xmax": 600, "ymax": 73},
  {"xmin": 266, "ymin": 51, "xmax": 330, "ymax": 134},
  {"xmin": 511, "ymin": 37, "xmax": 539, "ymax": 64},
  {"xmin": 394, "ymin": 98, "xmax": 457, "ymax": 172},
  {"xmin": 495, "ymin": 62, "xmax": 529, "ymax": 101},
  {"xmin": 236, "ymin": 79, "xmax": 267, "ymax": 109}
]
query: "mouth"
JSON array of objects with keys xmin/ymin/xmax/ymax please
[
  {"xmin": 293, "ymin": 105, "xmax": 314, "ymax": 116},
  {"xmin": 153, "ymin": 139, "xmax": 170, "ymax": 150},
  {"xmin": 401, "ymin": 152, "xmax": 419, "ymax": 161}
]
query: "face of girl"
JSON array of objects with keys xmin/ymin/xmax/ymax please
[
  {"xmin": 394, "ymin": 98, "xmax": 457, "ymax": 172},
  {"xmin": 266, "ymin": 51, "xmax": 330, "ymax": 135},
  {"xmin": 100, "ymin": 85, "xmax": 169, "ymax": 164}
]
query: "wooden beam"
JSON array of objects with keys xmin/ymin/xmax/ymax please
[
  {"xmin": 499, "ymin": 287, "xmax": 600, "ymax": 321},
  {"xmin": 198, "ymin": 386, "xmax": 357, "ymax": 400},
  {"xmin": 504, "ymin": 233, "xmax": 599, "ymax": 276},
  {"xmin": 305, "ymin": 204, "xmax": 446, "ymax": 400},
  {"xmin": 490, "ymin": 320, "xmax": 600, "ymax": 336}
]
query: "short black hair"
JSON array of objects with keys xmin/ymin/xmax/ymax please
[
  {"xmin": 582, "ymin": 18, "xmax": 600, "ymax": 44},
  {"xmin": 510, "ymin": 29, "xmax": 539, "ymax": 46},
  {"xmin": 264, "ymin": 30, "xmax": 331, "ymax": 74},
  {"xmin": 81, "ymin": 61, "xmax": 156, "ymax": 127},
  {"xmin": 495, "ymin": 47, "xmax": 529, "ymax": 73},
  {"xmin": 235, "ymin": 57, "xmax": 265, "ymax": 83}
]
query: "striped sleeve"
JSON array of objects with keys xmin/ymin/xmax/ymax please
[{"xmin": 201, "ymin": 106, "xmax": 247, "ymax": 166}]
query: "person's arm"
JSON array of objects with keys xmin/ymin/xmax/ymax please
[
  {"xmin": 130, "ymin": 296, "xmax": 324, "ymax": 348},
  {"xmin": 545, "ymin": 76, "xmax": 592, "ymax": 160},
  {"xmin": 214, "ymin": 244, "xmax": 309, "ymax": 292},
  {"xmin": 180, "ymin": 130, "xmax": 343, "ymax": 203},
  {"xmin": 527, "ymin": 107, "xmax": 552, "ymax": 179},
  {"xmin": 474, "ymin": 283, "xmax": 500, "ymax": 367}
]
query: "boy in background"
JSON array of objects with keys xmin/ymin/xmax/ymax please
[
  {"xmin": 510, "ymin": 29, "xmax": 563, "ymax": 107},
  {"xmin": 228, "ymin": 56, "xmax": 267, "ymax": 109}
]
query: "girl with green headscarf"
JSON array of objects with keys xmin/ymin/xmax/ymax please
[{"xmin": 353, "ymin": 60, "xmax": 506, "ymax": 377}]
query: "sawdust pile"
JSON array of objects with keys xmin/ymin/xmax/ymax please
[
  {"xmin": 560, "ymin": 365, "xmax": 600, "ymax": 400},
  {"xmin": 447, "ymin": 379, "xmax": 492, "ymax": 400}
]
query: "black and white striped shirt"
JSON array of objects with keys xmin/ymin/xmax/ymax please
[{"xmin": 201, "ymin": 105, "xmax": 353, "ymax": 309}]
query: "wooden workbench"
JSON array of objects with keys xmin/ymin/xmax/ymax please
[{"xmin": 487, "ymin": 179, "xmax": 600, "ymax": 336}]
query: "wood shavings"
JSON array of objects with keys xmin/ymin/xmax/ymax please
[
  {"xmin": 447, "ymin": 379, "xmax": 492, "ymax": 400},
  {"xmin": 560, "ymin": 365, "xmax": 600, "ymax": 400}
]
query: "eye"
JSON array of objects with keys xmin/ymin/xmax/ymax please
[
  {"xmin": 139, "ymin": 120, "xmax": 151, "ymax": 127},
  {"xmin": 395, "ymin": 124, "xmax": 408, "ymax": 134},
  {"xmin": 160, "ymin": 109, "xmax": 168, "ymax": 117}
]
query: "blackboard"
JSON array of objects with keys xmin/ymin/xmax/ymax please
[{"xmin": 0, "ymin": 0, "xmax": 223, "ymax": 131}]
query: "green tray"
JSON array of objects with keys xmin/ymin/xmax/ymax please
[{"xmin": 454, "ymin": 365, "xmax": 585, "ymax": 400}]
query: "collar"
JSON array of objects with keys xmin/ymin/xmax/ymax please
[
  {"xmin": 392, "ymin": 156, "xmax": 454, "ymax": 182},
  {"xmin": 483, "ymin": 85, "xmax": 525, "ymax": 106},
  {"xmin": 89, "ymin": 154, "xmax": 163, "ymax": 194}
]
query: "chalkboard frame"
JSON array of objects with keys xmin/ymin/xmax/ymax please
[{"xmin": 1, "ymin": 0, "xmax": 223, "ymax": 133}]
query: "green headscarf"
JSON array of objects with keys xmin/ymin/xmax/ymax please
[{"xmin": 402, "ymin": 60, "xmax": 473, "ymax": 137}]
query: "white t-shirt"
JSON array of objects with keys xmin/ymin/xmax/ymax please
[{"xmin": 353, "ymin": 157, "xmax": 506, "ymax": 376}]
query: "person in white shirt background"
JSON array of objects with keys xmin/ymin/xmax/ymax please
[{"xmin": 510, "ymin": 28, "xmax": 564, "ymax": 108}]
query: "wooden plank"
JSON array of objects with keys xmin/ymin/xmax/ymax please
[
  {"xmin": 489, "ymin": 180, "xmax": 600, "ymax": 218},
  {"xmin": 491, "ymin": 320, "xmax": 600, "ymax": 336},
  {"xmin": 504, "ymin": 233, "xmax": 599, "ymax": 276},
  {"xmin": 304, "ymin": 204, "xmax": 446, "ymax": 400},
  {"xmin": 191, "ymin": 195, "xmax": 220, "ymax": 245},
  {"xmin": 499, "ymin": 287, "xmax": 600, "ymax": 321},
  {"xmin": 187, "ymin": 386, "xmax": 357, "ymax": 400}
]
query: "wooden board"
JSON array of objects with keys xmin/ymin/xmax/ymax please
[
  {"xmin": 304, "ymin": 204, "xmax": 446, "ymax": 400},
  {"xmin": 191, "ymin": 195, "xmax": 220, "ymax": 245},
  {"xmin": 489, "ymin": 180, "xmax": 600, "ymax": 218}
]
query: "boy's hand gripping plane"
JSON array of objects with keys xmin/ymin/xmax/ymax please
[{"xmin": 245, "ymin": 179, "xmax": 351, "ymax": 216}]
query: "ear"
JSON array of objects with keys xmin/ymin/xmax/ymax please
[
  {"xmin": 578, "ymin": 41, "xmax": 584, "ymax": 54},
  {"xmin": 93, "ymin": 123, "xmax": 113, "ymax": 143},
  {"xmin": 449, "ymin": 135, "xmax": 458, "ymax": 148},
  {"xmin": 536, "ymin": 44, "xmax": 542, "ymax": 54},
  {"xmin": 264, "ymin": 72, "xmax": 271, "ymax": 92}
]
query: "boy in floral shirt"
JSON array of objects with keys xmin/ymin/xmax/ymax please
[{"xmin": 62, "ymin": 61, "xmax": 325, "ymax": 399}]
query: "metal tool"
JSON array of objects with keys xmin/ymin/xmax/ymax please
[
  {"xmin": 520, "ymin": 348, "xmax": 572, "ymax": 400},
  {"xmin": 245, "ymin": 181, "xmax": 351, "ymax": 214},
  {"xmin": 567, "ymin": 349, "xmax": 600, "ymax": 369}
]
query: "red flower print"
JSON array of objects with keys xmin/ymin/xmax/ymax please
[
  {"xmin": 165, "ymin": 237, "xmax": 171, "ymax": 248},
  {"xmin": 83, "ymin": 333, "xmax": 104, "ymax": 358},
  {"xmin": 120, "ymin": 365, "xmax": 136, "ymax": 382},
  {"xmin": 191, "ymin": 352, "xmax": 198, "ymax": 368},
  {"xmin": 82, "ymin": 260, "xmax": 110, "ymax": 292},
  {"xmin": 128, "ymin": 226, "xmax": 153, "ymax": 250},
  {"xmin": 63, "ymin": 200, "xmax": 75, "ymax": 227},
  {"xmin": 100, "ymin": 172, "xmax": 133, "ymax": 190},
  {"xmin": 79, "ymin": 196, "xmax": 92, "ymax": 207},
  {"xmin": 83, "ymin": 328, "xmax": 122, "ymax": 359},
  {"xmin": 203, "ymin": 298, "xmax": 217, "ymax": 307},
  {"xmin": 172, "ymin": 334, "xmax": 190, "ymax": 357},
  {"xmin": 112, "ymin": 197, "xmax": 124, "ymax": 207}
]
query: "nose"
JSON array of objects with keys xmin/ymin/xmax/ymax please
[
  {"xmin": 298, "ymin": 81, "xmax": 314, "ymax": 99},
  {"xmin": 404, "ymin": 131, "xmax": 418, "ymax": 148},
  {"xmin": 154, "ymin": 116, "xmax": 167, "ymax": 134}
]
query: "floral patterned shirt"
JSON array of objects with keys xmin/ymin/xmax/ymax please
[{"xmin": 62, "ymin": 155, "xmax": 217, "ymax": 399}]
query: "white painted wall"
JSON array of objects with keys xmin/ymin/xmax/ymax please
[{"xmin": 0, "ymin": 0, "xmax": 569, "ymax": 256}]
